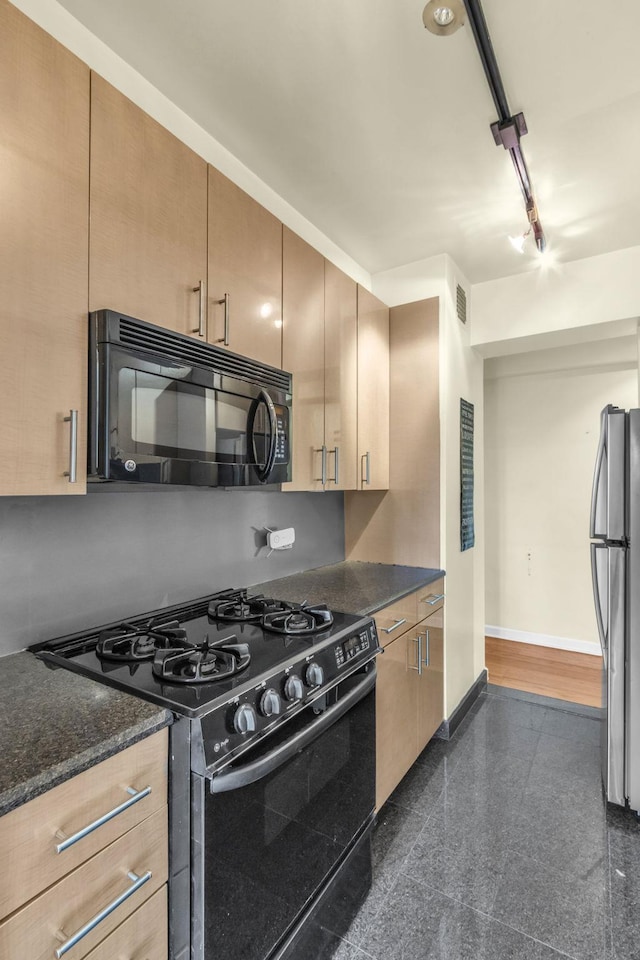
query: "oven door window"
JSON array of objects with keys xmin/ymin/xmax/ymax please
[
  {"xmin": 114, "ymin": 366, "xmax": 269, "ymax": 466},
  {"xmin": 201, "ymin": 686, "xmax": 375, "ymax": 960}
]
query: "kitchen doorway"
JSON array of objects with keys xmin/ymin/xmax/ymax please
[{"xmin": 483, "ymin": 334, "xmax": 639, "ymax": 708}]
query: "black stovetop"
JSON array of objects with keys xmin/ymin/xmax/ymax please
[{"xmin": 33, "ymin": 592, "xmax": 369, "ymax": 718}]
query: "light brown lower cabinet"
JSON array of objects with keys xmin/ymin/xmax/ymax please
[
  {"xmin": 0, "ymin": 808, "xmax": 167, "ymax": 960},
  {"xmin": 416, "ymin": 599, "xmax": 444, "ymax": 754},
  {"xmin": 375, "ymin": 583, "xmax": 444, "ymax": 810},
  {"xmin": 376, "ymin": 629, "xmax": 420, "ymax": 811},
  {"xmin": 0, "ymin": 730, "xmax": 168, "ymax": 960},
  {"xmin": 84, "ymin": 884, "xmax": 167, "ymax": 960}
]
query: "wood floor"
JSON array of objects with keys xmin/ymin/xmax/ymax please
[{"xmin": 485, "ymin": 636, "xmax": 602, "ymax": 708}]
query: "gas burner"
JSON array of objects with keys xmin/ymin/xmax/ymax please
[
  {"xmin": 96, "ymin": 618, "xmax": 186, "ymax": 662},
  {"xmin": 262, "ymin": 602, "xmax": 334, "ymax": 636},
  {"xmin": 152, "ymin": 634, "xmax": 251, "ymax": 684},
  {"xmin": 208, "ymin": 590, "xmax": 280, "ymax": 623}
]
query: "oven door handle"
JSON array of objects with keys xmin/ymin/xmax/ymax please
[{"xmin": 208, "ymin": 664, "xmax": 377, "ymax": 794}]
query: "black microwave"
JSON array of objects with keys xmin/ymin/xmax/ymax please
[{"xmin": 88, "ymin": 310, "xmax": 292, "ymax": 487}]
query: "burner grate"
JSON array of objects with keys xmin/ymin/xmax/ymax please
[
  {"xmin": 208, "ymin": 589, "xmax": 335, "ymax": 636},
  {"xmin": 262, "ymin": 603, "xmax": 334, "ymax": 635},
  {"xmin": 208, "ymin": 591, "xmax": 281, "ymax": 623},
  {"xmin": 152, "ymin": 637, "xmax": 250, "ymax": 684},
  {"xmin": 96, "ymin": 618, "xmax": 187, "ymax": 662}
]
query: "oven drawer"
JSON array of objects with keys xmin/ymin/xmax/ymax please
[
  {"xmin": 0, "ymin": 729, "xmax": 167, "ymax": 921},
  {"xmin": 0, "ymin": 805, "xmax": 168, "ymax": 960},
  {"xmin": 83, "ymin": 886, "xmax": 167, "ymax": 960}
]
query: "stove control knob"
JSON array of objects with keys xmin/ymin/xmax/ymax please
[
  {"xmin": 233, "ymin": 703, "xmax": 258, "ymax": 735},
  {"xmin": 259, "ymin": 688, "xmax": 282, "ymax": 717},
  {"xmin": 305, "ymin": 662, "xmax": 324, "ymax": 688},
  {"xmin": 284, "ymin": 674, "xmax": 304, "ymax": 702}
]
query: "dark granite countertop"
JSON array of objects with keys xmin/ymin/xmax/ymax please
[
  {"xmin": 0, "ymin": 652, "xmax": 171, "ymax": 817},
  {"xmin": 251, "ymin": 561, "xmax": 444, "ymax": 616}
]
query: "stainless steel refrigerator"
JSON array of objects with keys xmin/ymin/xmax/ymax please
[{"xmin": 590, "ymin": 404, "xmax": 640, "ymax": 812}]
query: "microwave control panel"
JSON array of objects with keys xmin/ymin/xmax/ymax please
[{"xmin": 274, "ymin": 408, "xmax": 290, "ymax": 463}]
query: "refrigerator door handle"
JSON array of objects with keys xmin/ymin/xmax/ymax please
[
  {"xmin": 589, "ymin": 409, "xmax": 608, "ymax": 539},
  {"xmin": 591, "ymin": 542, "xmax": 608, "ymax": 663}
]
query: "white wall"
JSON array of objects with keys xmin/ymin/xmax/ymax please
[
  {"xmin": 471, "ymin": 246, "xmax": 640, "ymax": 357},
  {"xmin": 485, "ymin": 342, "xmax": 638, "ymax": 652},
  {"xmin": 372, "ymin": 255, "xmax": 485, "ymax": 716}
]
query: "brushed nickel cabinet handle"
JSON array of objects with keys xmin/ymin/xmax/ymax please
[
  {"xmin": 424, "ymin": 628, "xmax": 430, "ymax": 667},
  {"xmin": 55, "ymin": 785, "xmax": 151, "ymax": 853},
  {"xmin": 328, "ymin": 446, "xmax": 340, "ymax": 485},
  {"xmin": 361, "ymin": 451, "xmax": 371, "ymax": 486},
  {"xmin": 382, "ymin": 618, "xmax": 407, "ymax": 635},
  {"xmin": 315, "ymin": 445, "xmax": 327, "ymax": 485},
  {"xmin": 215, "ymin": 292, "xmax": 230, "ymax": 345},
  {"xmin": 63, "ymin": 410, "xmax": 78, "ymax": 483},
  {"xmin": 421, "ymin": 593, "xmax": 445, "ymax": 606},
  {"xmin": 192, "ymin": 279, "xmax": 207, "ymax": 337},
  {"xmin": 409, "ymin": 634, "xmax": 423, "ymax": 675},
  {"xmin": 54, "ymin": 869, "xmax": 152, "ymax": 958}
]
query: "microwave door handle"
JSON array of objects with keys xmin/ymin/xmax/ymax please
[
  {"xmin": 248, "ymin": 390, "xmax": 278, "ymax": 483},
  {"xmin": 261, "ymin": 389, "xmax": 278, "ymax": 480}
]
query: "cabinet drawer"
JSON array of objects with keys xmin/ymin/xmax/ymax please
[
  {"xmin": 415, "ymin": 579, "xmax": 445, "ymax": 617},
  {"xmin": 0, "ymin": 729, "xmax": 167, "ymax": 921},
  {"xmin": 0, "ymin": 805, "xmax": 168, "ymax": 960},
  {"xmin": 84, "ymin": 885, "xmax": 167, "ymax": 960},
  {"xmin": 373, "ymin": 594, "xmax": 418, "ymax": 647}
]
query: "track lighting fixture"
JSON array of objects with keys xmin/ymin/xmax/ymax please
[
  {"xmin": 422, "ymin": 0, "xmax": 466, "ymax": 36},
  {"xmin": 423, "ymin": 0, "xmax": 547, "ymax": 252},
  {"xmin": 508, "ymin": 228, "xmax": 531, "ymax": 254}
]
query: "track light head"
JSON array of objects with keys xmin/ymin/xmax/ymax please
[{"xmin": 422, "ymin": 0, "xmax": 466, "ymax": 36}]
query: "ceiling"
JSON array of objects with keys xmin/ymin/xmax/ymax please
[{"xmin": 54, "ymin": 0, "xmax": 640, "ymax": 283}]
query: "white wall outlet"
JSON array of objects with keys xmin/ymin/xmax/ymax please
[{"xmin": 266, "ymin": 527, "xmax": 295, "ymax": 551}]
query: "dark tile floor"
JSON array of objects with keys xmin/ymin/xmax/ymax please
[{"xmin": 327, "ymin": 685, "xmax": 640, "ymax": 960}]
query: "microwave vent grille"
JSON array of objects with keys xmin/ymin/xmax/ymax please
[{"xmin": 117, "ymin": 316, "xmax": 291, "ymax": 392}]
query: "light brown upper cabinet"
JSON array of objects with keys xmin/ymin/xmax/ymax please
[
  {"xmin": 321, "ymin": 261, "xmax": 358, "ymax": 490},
  {"xmin": 208, "ymin": 167, "xmax": 283, "ymax": 368},
  {"xmin": 345, "ymin": 297, "xmax": 439, "ymax": 565},
  {"xmin": 282, "ymin": 232, "xmax": 359, "ymax": 492},
  {"xmin": 0, "ymin": 0, "xmax": 89, "ymax": 495},
  {"xmin": 89, "ymin": 74, "xmax": 208, "ymax": 337},
  {"xmin": 282, "ymin": 228, "xmax": 325, "ymax": 491},
  {"xmin": 356, "ymin": 287, "xmax": 390, "ymax": 490}
]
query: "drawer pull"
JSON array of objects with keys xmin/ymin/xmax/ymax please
[
  {"xmin": 55, "ymin": 786, "xmax": 152, "ymax": 853},
  {"xmin": 382, "ymin": 618, "xmax": 407, "ymax": 634},
  {"xmin": 421, "ymin": 593, "xmax": 445, "ymax": 606},
  {"xmin": 54, "ymin": 869, "xmax": 152, "ymax": 958}
]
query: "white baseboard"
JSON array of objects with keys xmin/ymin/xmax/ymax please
[{"xmin": 485, "ymin": 625, "xmax": 601, "ymax": 658}]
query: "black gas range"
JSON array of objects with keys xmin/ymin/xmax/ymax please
[{"xmin": 33, "ymin": 588, "xmax": 381, "ymax": 960}]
